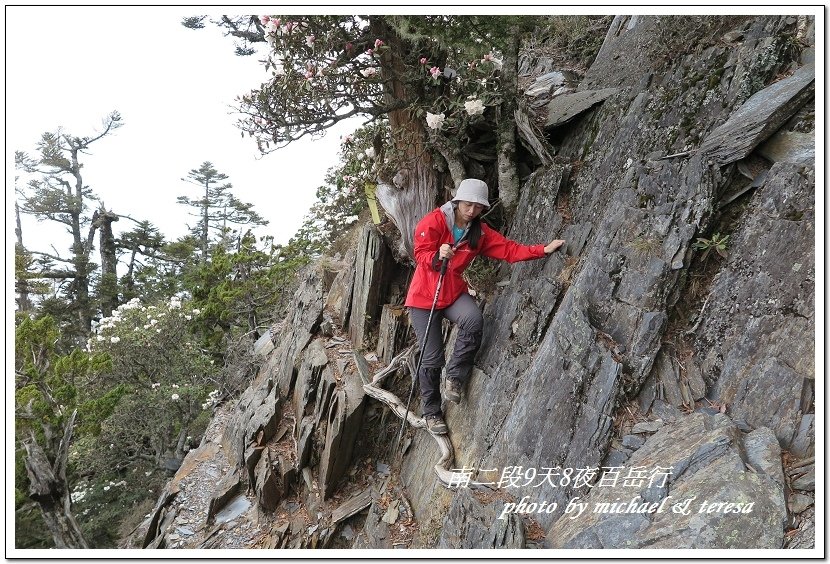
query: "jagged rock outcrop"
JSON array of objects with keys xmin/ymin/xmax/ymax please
[
  {"xmin": 141, "ymin": 14, "xmax": 814, "ymax": 552},
  {"xmin": 398, "ymin": 14, "xmax": 814, "ymax": 547},
  {"xmin": 438, "ymin": 489, "xmax": 525, "ymax": 549},
  {"xmin": 546, "ymin": 412, "xmax": 787, "ymax": 548},
  {"xmin": 689, "ymin": 163, "xmax": 813, "ymax": 446},
  {"xmin": 348, "ymin": 223, "xmax": 396, "ymax": 349}
]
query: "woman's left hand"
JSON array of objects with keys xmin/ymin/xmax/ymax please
[{"xmin": 544, "ymin": 239, "xmax": 565, "ymax": 254}]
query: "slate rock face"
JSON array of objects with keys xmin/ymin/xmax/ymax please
[
  {"xmin": 399, "ymin": 15, "xmax": 811, "ymax": 540},
  {"xmin": 437, "ymin": 488, "xmax": 525, "ymax": 549},
  {"xmin": 546, "ymin": 412, "xmax": 787, "ymax": 549},
  {"xmin": 694, "ymin": 162, "xmax": 814, "ymax": 449},
  {"xmin": 270, "ymin": 266, "xmax": 326, "ymax": 398},
  {"xmin": 166, "ymin": 14, "xmax": 814, "ymax": 552}
]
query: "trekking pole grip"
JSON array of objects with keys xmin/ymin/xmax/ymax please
[{"xmin": 440, "ymin": 257, "xmax": 448, "ymax": 275}]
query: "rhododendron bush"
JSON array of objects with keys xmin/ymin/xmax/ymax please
[{"xmin": 236, "ymin": 15, "xmax": 507, "ymax": 156}]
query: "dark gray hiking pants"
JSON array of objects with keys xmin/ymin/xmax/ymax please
[{"xmin": 408, "ymin": 292, "xmax": 483, "ymax": 416}]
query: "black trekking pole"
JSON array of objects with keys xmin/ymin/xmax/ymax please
[
  {"xmin": 394, "ymin": 228, "xmax": 469, "ymax": 455},
  {"xmin": 393, "ymin": 258, "xmax": 447, "ymax": 455}
]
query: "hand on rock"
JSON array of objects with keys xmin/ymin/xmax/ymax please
[{"xmin": 544, "ymin": 239, "xmax": 565, "ymax": 254}]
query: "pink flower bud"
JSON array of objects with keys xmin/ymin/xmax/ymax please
[
  {"xmin": 429, "ymin": 66, "xmax": 441, "ymax": 79},
  {"xmin": 374, "ymin": 39, "xmax": 384, "ymax": 49},
  {"xmin": 366, "ymin": 48, "xmax": 374, "ymax": 55},
  {"xmin": 419, "ymin": 57, "xmax": 427, "ymax": 65},
  {"xmin": 259, "ymin": 15, "xmax": 270, "ymax": 25}
]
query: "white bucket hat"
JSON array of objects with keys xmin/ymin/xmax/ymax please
[{"xmin": 452, "ymin": 178, "xmax": 490, "ymax": 208}]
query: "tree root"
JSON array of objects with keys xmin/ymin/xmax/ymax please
[{"xmin": 361, "ymin": 346, "xmax": 494, "ymax": 491}]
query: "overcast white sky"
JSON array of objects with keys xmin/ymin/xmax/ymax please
[{"xmin": 6, "ymin": 6, "xmax": 362, "ymax": 258}]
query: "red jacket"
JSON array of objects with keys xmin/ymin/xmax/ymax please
[{"xmin": 405, "ymin": 202, "xmax": 546, "ymax": 309}]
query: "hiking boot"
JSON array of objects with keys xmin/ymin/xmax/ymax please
[
  {"xmin": 445, "ymin": 378, "xmax": 462, "ymax": 404},
  {"xmin": 425, "ymin": 414, "xmax": 448, "ymax": 435}
]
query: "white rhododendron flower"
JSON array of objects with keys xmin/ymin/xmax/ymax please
[
  {"xmin": 464, "ymin": 98, "xmax": 485, "ymax": 116},
  {"xmin": 425, "ymin": 112, "xmax": 445, "ymax": 130},
  {"xmin": 171, "ymin": 394, "xmax": 180, "ymax": 401},
  {"xmin": 360, "ymin": 67, "xmax": 377, "ymax": 78}
]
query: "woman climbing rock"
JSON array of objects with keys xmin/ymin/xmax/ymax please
[{"xmin": 405, "ymin": 178, "xmax": 565, "ymax": 435}]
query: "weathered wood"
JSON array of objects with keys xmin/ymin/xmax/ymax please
[
  {"xmin": 23, "ymin": 410, "xmax": 88, "ymax": 549},
  {"xmin": 361, "ymin": 347, "xmax": 492, "ymax": 490},
  {"xmin": 515, "ymin": 107, "xmax": 554, "ymax": 166},
  {"xmin": 370, "ymin": 345, "xmax": 414, "ymax": 387},
  {"xmin": 375, "ymin": 159, "xmax": 437, "ymax": 261}
]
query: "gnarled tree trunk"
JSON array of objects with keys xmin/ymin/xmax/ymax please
[
  {"xmin": 96, "ymin": 209, "xmax": 120, "ymax": 318},
  {"xmin": 372, "ymin": 18, "xmax": 441, "ymax": 262},
  {"xmin": 23, "ymin": 410, "xmax": 88, "ymax": 549},
  {"xmin": 496, "ymin": 22, "xmax": 521, "ymax": 215}
]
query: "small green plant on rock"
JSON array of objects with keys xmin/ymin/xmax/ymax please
[{"xmin": 693, "ymin": 232, "xmax": 730, "ymax": 260}]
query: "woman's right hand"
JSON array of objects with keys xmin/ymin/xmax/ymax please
[{"xmin": 438, "ymin": 243, "xmax": 455, "ymax": 260}]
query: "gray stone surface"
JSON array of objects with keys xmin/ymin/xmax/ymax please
[
  {"xmin": 632, "ymin": 420, "xmax": 664, "ymax": 434},
  {"xmin": 545, "ymin": 88, "xmax": 619, "ymax": 128},
  {"xmin": 788, "ymin": 493, "xmax": 813, "ymax": 515},
  {"xmin": 206, "ymin": 470, "xmax": 241, "ymax": 523},
  {"xmin": 254, "ymin": 450, "xmax": 280, "ymax": 511},
  {"xmin": 292, "ymin": 339, "xmax": 330, "ymax": 424},
  {"xmin": 271, "ymin": 266, "xmax": 325, "ymax": 398},
  {"xmin": 437, "ymin": 488, "xmax": 525, "ymax": 549},
  {"xmin": 622, "ymin": 434, "xmax": 646, "ymax": 450},
  {"xmin": 253, "ymin": 329, "xmax": 274, "ymax": 356},
  {"xmin": 695, "ymin": 163, "xmax": 814, "ymax": 449},
  {"xmin": 402, "ymin": 20, "xmax": 813, "ymax": 539},
  {"xmin": 758, "ymin": 130, "xmax": 815, "ymax": 165},
  {"xmin": 348, "ymin": 223, "xmax": 394, "ymax": 349},
  {"xmin": 163, "ymin": 15, "xmax": 814, "ymax": 552},
  {"xmin": 221, "ymin": 378, "xmax": 281, "ymax": 472},
  {"xmin": 318, "ymin": 365, "xmax": 367, "ymax": 498},
  {"xmin": 742, "ymin": 427, "xmax": 785, "ymax": 488},
  {"xmin": 547, "ymin": 412, "xmax": 787, "ymax": 549},
  {"xmin": 699, "ymin": 64, "xmax": 814, "ymax": 166},
  {"xmin": 786, "ymin": 506, "xmax": 815, "ymax": 549},
  {"xmin": 526, "ymin": 71, "xmax": 574, "ymax": 97},
  {"xmin": 789, "ymin": 464, "xmax": 814, "ymax": 492}
]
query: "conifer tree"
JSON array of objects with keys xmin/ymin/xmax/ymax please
[{"xmin": 176, "ymin": 161, "xmax": 268, "ymax": 264}]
